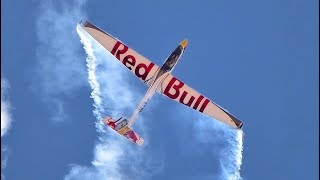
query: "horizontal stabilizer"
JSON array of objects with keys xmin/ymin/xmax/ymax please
[{"xmin": 103, "ymin": 116, "xmax": 144, "ymax": 146}]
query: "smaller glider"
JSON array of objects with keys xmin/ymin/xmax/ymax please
[{"xmin": 79, "ymin": 21, "xmax": 243, "ymax": 146}]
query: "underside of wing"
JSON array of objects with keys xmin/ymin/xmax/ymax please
[
  {"xmin": 158, "ymin": 74, "xmax": 243, "ymax": 129},
  {"xmin": 79, "ymin": 20, "xmax": 160, "ymax": 86}
]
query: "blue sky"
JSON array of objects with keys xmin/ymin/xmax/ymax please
[{"xmin": 1, "ymin": 0, "xmax": 319, "ymax": 180}]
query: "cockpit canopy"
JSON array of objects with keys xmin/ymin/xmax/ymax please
[{"xmin": 115, "ymin": 118, "xmax": 128, "ymax": 130}]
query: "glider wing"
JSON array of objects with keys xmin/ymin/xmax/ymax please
[
  {"xmin": 80, "ymin": 21, "xmax": 160, "ymax": 86},
  {"xmin": 158, "ymin": 74, "xmax": 243, "ymax": 129}
]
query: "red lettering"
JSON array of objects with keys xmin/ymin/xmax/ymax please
[
  {"xmin": 164, "ymin": 77, "xmax": 184, "ymax": 99},
  {"xmin": 199, "ymin": 99, "xmax": 210, "ymax": 112},
  {"xmin": 111, "ymin": 41, "xmax": 128, "ymax": 60},
  {"xmin": 193, "ymin": 95, "xmax": 204, "ymax": 110},
  {"xmin": 179, "ymin": 91, "xmax": 195, "ymax": 107},
  {"xmin": 122, "ymin": 55, "xmax": 136, "ymax": 70},
  {"xmin": 135, "ymin": 63, "xmax": 155, "ymax": 81}
]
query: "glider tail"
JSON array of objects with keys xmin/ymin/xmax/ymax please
[{"xmin": 103, "ymin": 116, "xmax": 144, "ymax": 146}]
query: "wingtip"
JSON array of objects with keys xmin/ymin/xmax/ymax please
[
  {"xmin": 79, "ymin": 20, "xmax": 95, "ymax": 28},
  {"xmin": 79, "ymin": 20, "xmax": 87, "ymax": 26},
  {"xmin": 238, "ymin": 122, "xmax": 243, "ymax": 129}
]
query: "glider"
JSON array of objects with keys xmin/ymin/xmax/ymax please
[{"xmin": 79, "ymin": 21, "xmax": 243, "ymax": 145}]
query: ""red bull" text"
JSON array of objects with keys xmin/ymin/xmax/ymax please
[{"xmin": 111, "ymin": 41, "xmax": 209, "ymax": 112}]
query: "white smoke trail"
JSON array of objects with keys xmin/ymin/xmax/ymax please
[
  {"xmin": 1, "ymin": 78, "xmax": 13, "ymax": 180},
  {"xmin": 66, "ymin": 25, "xmax": 127, "ymax": 180},
  {"xmin": 1, "ymin": 79, "xmax": 12, "ymax": 138},
  {"xmin": 192, "ymin": 115, "xmax": 244, "ymax": 180},
  {"xmin": 35, "ymin": 0, "xmax": 88, "ymax": 122},
  {"xmin": 219, "ymin": 129, "xmax": 244, "ymax": 180},
  {"xmin": 1, "ymin": 147, "xmax": 8, "ymax": 180},
  {"xmin": 65, "ymin": 24, "xmax": 163, "ymax": 180}
]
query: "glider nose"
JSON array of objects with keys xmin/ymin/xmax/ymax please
[{"xmin": 180, "ymin": 39, "xmax": 188, "ymax": 49}]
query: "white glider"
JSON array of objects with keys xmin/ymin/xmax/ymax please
[{"xmin": 79, "ymin": 21, "xmax": 243, "ymax": 145}]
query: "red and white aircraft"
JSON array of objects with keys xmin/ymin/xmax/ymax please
[{"xmin": 79, "ymin": 21, "xmax": 243, "ymax": 146}]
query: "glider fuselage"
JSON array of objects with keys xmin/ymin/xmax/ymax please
[{"xmin": 151, "ymin": 40, "xmax": 188, "ymax": 87}]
